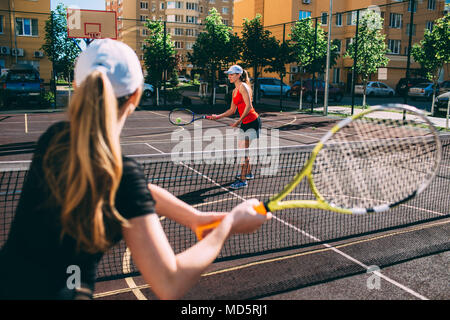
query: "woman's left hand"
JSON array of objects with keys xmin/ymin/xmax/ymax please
[{"xmin": 231, "ymin": 121, "xmax": 240, "ymax": 128}]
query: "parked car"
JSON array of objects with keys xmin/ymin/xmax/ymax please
[
  {"xmin": 177, "ymin": 75, "xmax": 190, "ymax": 83},
  {"xmin": 143, "ymin": 83, "xmax": 154, "ymax": 99},
  {"xmin": 395, "ymin": 77, "xmax": 430, "ymax": 96},
  {"xmin": 438, "ymin": 80, "xmax": 450, "ymax": 95},
  {"xmin": 255, "ymin": 77, "xmax": 291, "ymax": 98},
  {"xmin": 354, "ymin": 81, "xmax": 395, "ymax": 97},
  {"xmin": 433, "ymin": 91, "xmax": 449, "ymax": 117},
  {"xmin": 290, "ymin": 79, "xmax": 343, "ymax": 102},
  {"xmin": 2, "ymin": 64, "xmax": 44, "ymax": 107},
  {"xmin": 408, "ymin": 82, "xmax": 438, "ymax": 100}
]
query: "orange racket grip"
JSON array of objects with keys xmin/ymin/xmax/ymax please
[
  {"xmin": 254, "ymin": 202, "xmax": 268, "ymax": 215},
  {"xmin": 195, "ymin": 220, "xmax": 222, "ymax": 240},
  {"xmin": 195, "ymin": 202, "xmax": 268, "ymax": 240}
]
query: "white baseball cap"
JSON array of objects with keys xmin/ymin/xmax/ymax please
[
  {"xmin": 74, "ymin": 39, "xmax": 144, "ymax": 98},
  {"xmin": 224, "ymin": 65, "xmax": 243, "ymax": 75}
]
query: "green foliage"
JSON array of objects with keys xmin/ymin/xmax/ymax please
[
  {"xmin": 344, "ymin": 10, "xmax": 389, "ymax": 84},
  {"xmin": 41, "ymin": 4, "xmax": 81, "ymax": 80},
  {"xmin": 143, "ymin": 20, "xmax": 179, "ymax": 88},
  {"xmin": 188, "ymin": 8, "xmax": 241, "ymax": 84},
  {"xmin": 411, "ymin": 14, "xmax": 450, "ymax": 82},
  {"xmin": 290, "ymin": 18, "xmax": 339, "ymax": 75}
]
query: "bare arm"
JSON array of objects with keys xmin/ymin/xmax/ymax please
[
  {"xmin": 148, "ymin": 183, "xmax": 225, "ymax": 231},
  {"xmin": 122, "ymin": 199, "xmax": 270, "ymax": 299}
]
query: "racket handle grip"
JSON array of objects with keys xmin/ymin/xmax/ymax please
[{"xmin": 195, "ymin": 202, "xmax": 268, "ymax": 240}]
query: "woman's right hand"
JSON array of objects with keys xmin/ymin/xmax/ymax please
[{"xmin": 227, "ymin": 199, "xmax": 272, "ymax": 235}]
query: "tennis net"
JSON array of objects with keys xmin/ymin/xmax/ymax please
[{"xmin": 0, "ymin": 135, "xmax": 449, "ymax": 282}]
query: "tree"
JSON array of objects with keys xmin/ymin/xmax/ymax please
[
  {"xmin": 240, "ymin": 15, "xmax": 278, "ymax": 102},
  {"xmin": 344, "ymin": 10, "xmax": 389, "ymax": 107},
  {"xmin": 143, "ymin": 20, "xmax": 179, "ymax": 103},
  {"xmin": 290, "ymin": 18, "xmax": 340, "ymax": 106},
  {"xmin": 411, "ymin": 14, "xmax": 450, "ymax": 113},
  {"xmin": 265, "ymin": 39, "xmax": 295, "ymax": 102},
  {"xmin": 188, "ymin": 8, "xmax": 241, "ymax": 104},
  {"xmin": 41, "ymin": 4, "xmax": 81, "ymax": 81}
]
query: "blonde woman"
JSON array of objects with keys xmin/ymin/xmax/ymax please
[
  {"xmin": 0, "ymin": 40, "xmax": 270, "ymax": 300},
  {"xmin": 211, "ymin": 65, "xmax": 262, "ymax": 189}
]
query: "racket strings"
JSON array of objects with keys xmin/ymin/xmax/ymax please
[
  {"xmin": 313, "ymin": 115, "xmax": 439, "ymax": 210},
  {"xmin": 169, "ymin": 110, "xmax": 194, "ymax": 125}
]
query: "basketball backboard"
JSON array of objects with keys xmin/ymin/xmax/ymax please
[{"xmin": 67, "ymin": 9, "xmax": 117, "ymax": 40}]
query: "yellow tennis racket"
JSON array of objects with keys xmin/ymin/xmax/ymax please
[{"xmin": 195, "ymin": 104, "xmax": 442, "ymax": 240}]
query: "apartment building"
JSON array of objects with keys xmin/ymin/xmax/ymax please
[
  {"xmin": 0, "ymin": 0, "xmax": 52, "ymax": 81},
  {"xmin": 106, "ymin": 0, "xmax": 234, "ymax": 75},
  {"xmin": 234, "ymin": 0, "xmax": 447, "ymax": 90}
]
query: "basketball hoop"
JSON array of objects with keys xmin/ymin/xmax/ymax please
[
  {"xmin": 67, "ymin": 9, "xmax": 117, "ymax": 40},
  {"xmin": 86, "ymin": 32, "xmax": 101, "ymax": 39}
]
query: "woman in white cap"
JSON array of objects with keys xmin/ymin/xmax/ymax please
[
  {"xmin": 0, "ymin": 40, "xmax": 270, "ymax": 300},
  {"xmin": 211, "ymin": 65, "xmax": 261, "ymax": 190}
]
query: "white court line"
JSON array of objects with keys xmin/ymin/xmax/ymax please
[
  {"xmin": 145, "ymin": 143, "xmax": 165, "ymax": 154},
  {"xmin": 180, "ymin": 164, "xmax": 430, "ymax": 300},
  {"xmin": 122, "ymin": 141, "xmax": 167, "ymax": 300}
]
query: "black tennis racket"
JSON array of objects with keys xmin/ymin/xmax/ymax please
[{"xmin": 169, "ymin": 108, "xmax": 211, "ymax": 126}]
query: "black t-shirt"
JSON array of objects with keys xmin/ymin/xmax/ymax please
[{"xmin": 0, "ymin": 122, "xmax": 156, "ymax": 299}]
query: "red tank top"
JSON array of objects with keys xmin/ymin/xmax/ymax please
[{"xmin": 232, "ymin": 84, "xmax": 259, "ymax": 124}]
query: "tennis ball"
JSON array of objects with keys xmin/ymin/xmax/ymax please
[{"xmin": 176, "ymin": 117, "xmax": 181, "ymax": 123}]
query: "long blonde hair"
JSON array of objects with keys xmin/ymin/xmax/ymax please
[
  {"xmin": 43, "ymin": 70, "xmax": 127, "ymax": 253},
  {"xmin": 239, "ymin": 69, "xmax": 253, "ymax": 98}
]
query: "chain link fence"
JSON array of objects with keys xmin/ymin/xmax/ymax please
[{"xmin": 0, "ymin": 1, "xmax": 448, "ymax": 122}]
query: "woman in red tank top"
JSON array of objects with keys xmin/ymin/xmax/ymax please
[{"xmin": 211, "ymin": 65, "xmax": 261, "ymax": 190}]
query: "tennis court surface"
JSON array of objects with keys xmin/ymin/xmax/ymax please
[{"xmin": 0, "ymin": 107, "xmax": 449, "ymax": 302}]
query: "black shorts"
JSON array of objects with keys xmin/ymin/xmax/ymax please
[{"xmin": 240, "ymin": 117, "xmax": 261, "ymax": 140}]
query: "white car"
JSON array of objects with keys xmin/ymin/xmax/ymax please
[
  {"xmin": 355, "ymin": 81, "xmax": 395, "ymax": 97},
  {"xmin": 143, "ymin": 83, "xmax": 154, "ymax": 99},
  {"xmin": 177, "ymin": 76, "xmax": 190, "ymax": 83}
]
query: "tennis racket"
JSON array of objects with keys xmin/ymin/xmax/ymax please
[
  {"xmin": 169, "ymin": 108, "xmax": 211, "ymax": 126},
  {"xmin": 195, "ymin": 104, "xmax": 442, "ymax": 240}
]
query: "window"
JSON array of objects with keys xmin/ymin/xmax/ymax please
[
  {"xmin": 389, "ymin": 13, "xmax": 402, "ymax": 29},
  {"xmin": 140, "ymin": 1, "xmax": 148, "ymax": 9},
  {"xmin": 186, "ymin": 2, "xmax": 198, "ymax": 11},
  {"xmin": 222, "ymin": 7, "xmax": 229, "ymax": 14},
  {"xmin": 174, "ymin": 28, "xmax": 183, "ymax": 35},
  {"xmin": 0, "ymin": 16, "xmax": 3, "ymax": 34},
  {"xmin": 186, "ymin": 16, "xmax": 198, "ymax": 24},
  {"xmin": 408, "ymin": 0, "xmax": 417, "ymax": 12},
  {"xmin": 345, "ymin": 38, "xmax": 353, "ymax": 50},
  {"xmin": 186, "ymin": 42, "xmax": 194, "ymax": 50},
  {"xmin": 321, "ymin": 12, "xmax": 328, "ymax": 25},
  {"xmin": 15, "ymin": 18, "xmax": 38, "ymax": 36},
  {"xmin": 186, "ymin": 28, "xmax": 195, "ymax": 36},
  {"xmin": 426, "ymin": 21, "xmax": 434, "ymax": 31},
  {"xmin": 388, "ymin": 39, "xmax": 401, "ymax": 54},
  {"xmin": 167, "ymin": 1, "xmax": 183, "ymax": 9},
  {"xmin": 333, "ymin": 68, "xmax": 340, "ymax": 84},
  {"xmin": 335, "ymin": 13, "xmax": 342, "ymax": 26},
  {"xmin": 299, "ymin": 11, "xmax": 311, "ymax": 20},
  {"xmin": 174, "ymin": 41, "xmax": 183, "ymax": 49},
  {"xmin": 334, "ymin": 39, "xmax": 341, "ymax": 53},
  {"xmin": 406, "ymin": 23, "xmax": 416, "ymax": 36},
  {"xmin": 427, "ymin": 0, "xmax": 436, "ymax": 10},
  {"xmin": 140, "ymin": 15, "xmax": 148, "ymax": 21},
  {"xmin": 222, "ymin": 19, "xmax": 229, "ymax": 26},
  {"xmin": 346, "ymin": 11, "xmax": 357, "ymax": 25}
]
